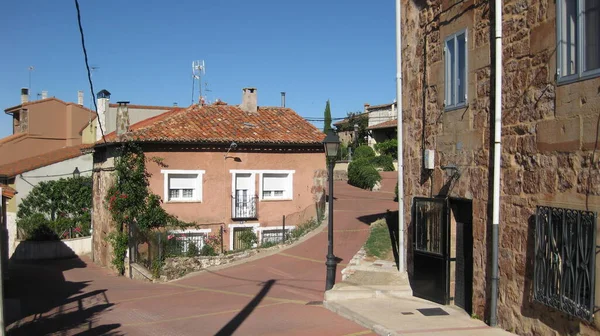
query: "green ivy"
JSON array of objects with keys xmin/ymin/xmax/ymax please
[
  {"xmin": 374, "ymin": 139, "xmax": 398, "ymax": 159},
  {"xmin": 107, "ymin": 231, "xmax": 128, "ymax": 274},
  {"xmin": 105, "ymin": 142, "xmax": 193, "ymax": 275}
]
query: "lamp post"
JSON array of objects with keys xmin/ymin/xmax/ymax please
[
  {"xmin": 73, "ymin": 167, "xmax": 80, "ymax": 179},
  {"xmin": 323, "ymin": 129, "xmax": 340, "ymax": 290}
]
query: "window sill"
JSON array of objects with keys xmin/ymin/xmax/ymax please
[
  {"xmin": 260, "ymin": 198, "xmax": 293, "ymax": 202},
  {"xmin": 165, "ymin": 200, "xmax": 202, "ymax": 204},
  {"xmin": 557, "ymin": 70, "xmax": 600, "ymax": 86},
  {"xmin": 444, "ymin": 103, "xmax": 468, "ymax": 112}
]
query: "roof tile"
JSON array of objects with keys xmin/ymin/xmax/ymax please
[
  {"xmin": 102, "ymin": 105, "xmax": 325, "ymax": 145},
  {"xmin": 0, "ymin": 144, "xmax": 89, "ymax": 177}
]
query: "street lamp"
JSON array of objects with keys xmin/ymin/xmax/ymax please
[
  {"xmin": 323, "ymin": 129, "xmax": 340, "ymax": 290},
  {"xmin": 73, "ymin": 167, "xmax": 80, "ymax": 178}
]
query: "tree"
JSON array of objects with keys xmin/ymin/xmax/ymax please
[
  {"xmin": 323, "ymin": 100, "xmax": 332, "ymax": 133},
  {"xmin": 17, "ymin": 176, "xmax": 92, "ymax": 222},
  {"xmin": 337, "ymin": 111, "xmax": 369, "ymax": 149}
]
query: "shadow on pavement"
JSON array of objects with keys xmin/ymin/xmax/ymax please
[
  {"xmin": 215, "ymin": 279, "xmax": 275, "ymax": 336},
  {"xmin": 5, "ymin": 257, "xmax": 121, "ymax": 336},
  {"xmin": 356, "ymin": 212, "xmax": 389, "ymax": 226}
]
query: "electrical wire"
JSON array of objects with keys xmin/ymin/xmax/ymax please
[{"xmin": 75, "ymin": 0, "xmax": 106, "ymax": 143}]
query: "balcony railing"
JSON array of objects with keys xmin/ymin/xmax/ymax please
[{"xmin": 232, "ymin": 193, "xmax": 257, "ymax": 219}]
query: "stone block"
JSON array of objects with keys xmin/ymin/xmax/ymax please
[
  {"xmin": 530, "ymin": 20, "xmax": 555, "ymax": 54},
  {"xmin": 443, "ymin": 107, "xmax": 472, "ymax": 130},
  {"xmin": 471, "ymin": 44, "xmax": 490, "ymax": 70},
  {"xmin": 536, "ymin": 117, "xmax": 581, "ymax": 152},
  {"xmin": 503, "ymin": 168, "xmax": 522, "ymax": 195},
  {"xmin": 523, "ymin": 170, "xmax": 541, "ymax": 194},
  {"xmin": 456, "ymin": 129, "xmax": 483, "ymax": 151},
  {"xmin": 582, "ymin": 113, "xmax": 600, "ymax": 151},
  {"xmin": 437, "ymin": 133, "xmax": 456, "ymax": 153}
]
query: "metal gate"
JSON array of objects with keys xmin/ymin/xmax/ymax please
[
  {"xmin": 233, "ymin": 227, "xmax": 253, "ymax": 251},
  {"xmin": 412, "ymin": 197, "xmax": 450, "ymax": 304}
]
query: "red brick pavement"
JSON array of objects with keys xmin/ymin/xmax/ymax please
[{"xmin": 6, "ymin": 176, "xmax": 396, "ymax": 336}]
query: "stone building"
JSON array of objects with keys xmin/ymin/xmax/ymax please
[{"xmin": 400, "ymin": 0, "xmax": 599, "ymax": 334}]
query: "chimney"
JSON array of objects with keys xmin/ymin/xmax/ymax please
[
  {"xmin": 20, "ymin": 88, "xmax": 29, "ymax": 104},
  {"xmin": 281, "ymin": 92, "xmax": 286, "ymax": 107},
  {"xmin": 240, "ymin": 87, "xmax": 257, "ymax": 114},
  {"xmin": 116, "ymin": 101, "xmax": 130, "ymax": 137},
  {"xmin": 96, "ymin": 89, "xmax": 111, "ymax": 141},
  {"xmin": 77, "ymin": 91, "xmax": 84, "ymax": 105},
  {"xmin": 41, "ymin": 90, "xmax": 48, "ymax": 100},
  {"xmin": 364, "ymin": 103, "xmax": 370, "ymax": 113}
]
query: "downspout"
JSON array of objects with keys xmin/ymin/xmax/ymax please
[
  {"xmin": 490, "ymin": 0, "xmax": 503, "ymax": 327},
  {"xmin": 395, "ymin": 0, "xmax": 406, "ymax": 273}
]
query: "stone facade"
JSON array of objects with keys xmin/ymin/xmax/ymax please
[{"xmin": 401, "ymin": 0, "xmax": 600, "ymax": 334}]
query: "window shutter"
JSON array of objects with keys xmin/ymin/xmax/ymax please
[
  {"xmin": 236, "ymin": 174, "xmax": 253, "ymax": 190},
  {"xmin": 263, "ymin": 174, "xmax": 287, "ymax": 190},
  {"xmin": 170, "ymin": 174, "xmax": 197, "ymax": 189}
]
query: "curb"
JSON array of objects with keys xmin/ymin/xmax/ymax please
[{"xmin": 323, "ymin": 300, "xmax": 399, "ymax": 336}]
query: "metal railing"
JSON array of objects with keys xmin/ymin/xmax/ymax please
[
  {"xmin": 232, "ymin": 194, "xmax": 257, "ymax": 219},
  {"xmin": 534, "ymin": 206, "xmax": 597, "ymax": 321}
]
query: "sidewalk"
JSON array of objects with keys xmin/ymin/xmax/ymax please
[{"xmin": 324, "ymin": 249, "xmax": 515, "ymax": 336}]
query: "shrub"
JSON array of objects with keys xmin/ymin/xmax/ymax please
[
  {"xmin": 353, "ymin": 145, "xmax": 376, "ymax": 160},
  {"xmin": 238, "ymin": 230, "xmax": 258, "ymax": 250},
  {"xmin": 338, "ymin": 142, "xmax": 349, "ymax": 161},
  {"xmin": 374, "ymin": 139, "xmax": 398, "ymax": 159},
  {"xmin": 370, "ymin": 155, "xmax": 395, "ymax": 171},
  {"xmin": 200, "ymin": 244, "xmax": 217, "ymax": 256},
  {"xmin": 348, "ymin": 158, "xmax": 381, "ymax": 190},
  {"xmin": 260, "ymin": 241, "xmax": 278, "ymax": 249},
  {"xmin": 186, "ymin": 242, "xmax": 199, "ymax": 257},
  {"xmin": 290, "ymin": 218, "xmax": 319, "ymax": 239}
]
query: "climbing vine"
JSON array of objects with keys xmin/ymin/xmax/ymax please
[{"xmin": 105, "ymin": 142, "xmax": 191, "ymax": 274}]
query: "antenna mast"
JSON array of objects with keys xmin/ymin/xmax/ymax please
[{"xmin": 192, "ymin": 60, "xmax": 206, "ymax": 105}]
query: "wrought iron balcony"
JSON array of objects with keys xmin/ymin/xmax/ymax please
[{"xmin": 232, "ymin": 193, "xmax": 257, "ymax": 219}]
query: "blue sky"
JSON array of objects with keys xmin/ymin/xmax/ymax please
[{"xmin": 0, "ymin": 0, "xmax": 396, "ymax": 138}]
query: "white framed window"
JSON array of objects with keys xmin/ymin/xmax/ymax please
[
  {"xmin": 260, "ymin": 171, "xmax": 294, "ymax": 200},
  {"xmin": 161, "ymin": 170, "xmax": 205, "ymax": 202},
  {"xmin": 444, "ymin": 30, "xmax": 468, "ymax": 110},
  {"xmin": 557, "ymin": 0, "xmax": 600, "ymax": 83}
]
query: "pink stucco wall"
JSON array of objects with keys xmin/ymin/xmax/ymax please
[{"xmin": 143, "ymin": 149, "xmax": 326, "ymax": 230}]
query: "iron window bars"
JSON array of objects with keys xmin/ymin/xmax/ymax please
[{"xmin": 534, "ymin": 206, "xmax": 597, "ymax": 321}]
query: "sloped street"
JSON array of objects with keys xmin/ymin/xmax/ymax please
[{"xmin": 7, "ymin": 174, "xmax": 398, "ymax": 336}]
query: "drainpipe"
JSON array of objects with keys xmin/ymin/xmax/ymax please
[
  {"xmin": 395, "ymin": 0, "xmax": 406, "ymax": 273},
  {"xmin": 490, "ymin": 0, "xmax": 503, "ymax": 327}
]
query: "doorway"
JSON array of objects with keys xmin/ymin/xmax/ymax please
[{"xmin": 411, "ymin": 197, "xmax": 473, "ymax": 313}]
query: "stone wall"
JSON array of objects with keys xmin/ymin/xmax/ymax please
[
  {"xmin": 91, "ymin": 148, "xmax": 118, "ymax": 272},
  {"xmin": 402, "ymin": 0, "xmax": 600, "ymax": 334}
]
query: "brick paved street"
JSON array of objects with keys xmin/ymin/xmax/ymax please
[{"xmin": 6, "ymin": 175, "xmax": 397, "ymax": 335}]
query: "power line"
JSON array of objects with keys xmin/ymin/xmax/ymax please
[{"xmin": 74, "ymin": 0, "xmax": 106, "ymax": 143}]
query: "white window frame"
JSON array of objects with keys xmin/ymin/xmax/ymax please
[
  {"xmin": 444, "ymin": 29, "xmax": 468, "ymax": 111},
  {"xmin": 258, "ymin": 226, "xmax": 296, "ymax": 244},
  {"xmin": 259, "ymin": 170, "xmax": 295, "ymax": 201},
  {"xmin": 161, "ymin": 169, "xmax": 205, "ymax": 203},
  {"xmin": 557, "ymin": 0, "xmax": 600, "ymax": 84},
  {"xmin": 168, "ymin": 228, "xmax": 211, "ymax": 252},
  {"xmin": 228, "ymin": 223, "xmax": 260, "ymax": 250}
]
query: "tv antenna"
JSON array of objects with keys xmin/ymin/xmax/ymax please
[
  {"xmin": 192, "ymin": 60, "xmax": 205, "ymax": 105},
  {"xmin": 88, "ymin": 65, "xmax": 100, "ymax": 125}
]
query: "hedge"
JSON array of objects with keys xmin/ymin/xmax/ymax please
[
  {"xmin": 353, "ymin": 145, "xmax": 375, "ymax": 160},
  {"xmin": 348, "ymin": 158, "xmax": 382, "ymax": 190},
  {"xmin": 370, "ymin": 155, "xmax": 395, "ymax": 171}
]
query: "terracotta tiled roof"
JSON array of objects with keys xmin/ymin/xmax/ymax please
[
  {"xmin": 109, "ymin": 103, "xmax": 177, "ymax": 110},
  {"xmin": 0, "ymin": 184, "xmax": 16, "ymax": 198},
  {"xmin": 102, "ymin": 105, "xmax": 325, "ymax": 145},
  {"xmin": 0, "ymin": 132, "xmax": 27, "ymax": 145},
  {"xmin": 367, "ymin": 119, "xmax": 398, "ymax": 130},
  {"xmin": 0, "ymin": 144, "xmax": 89, "ymax": 177}
]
